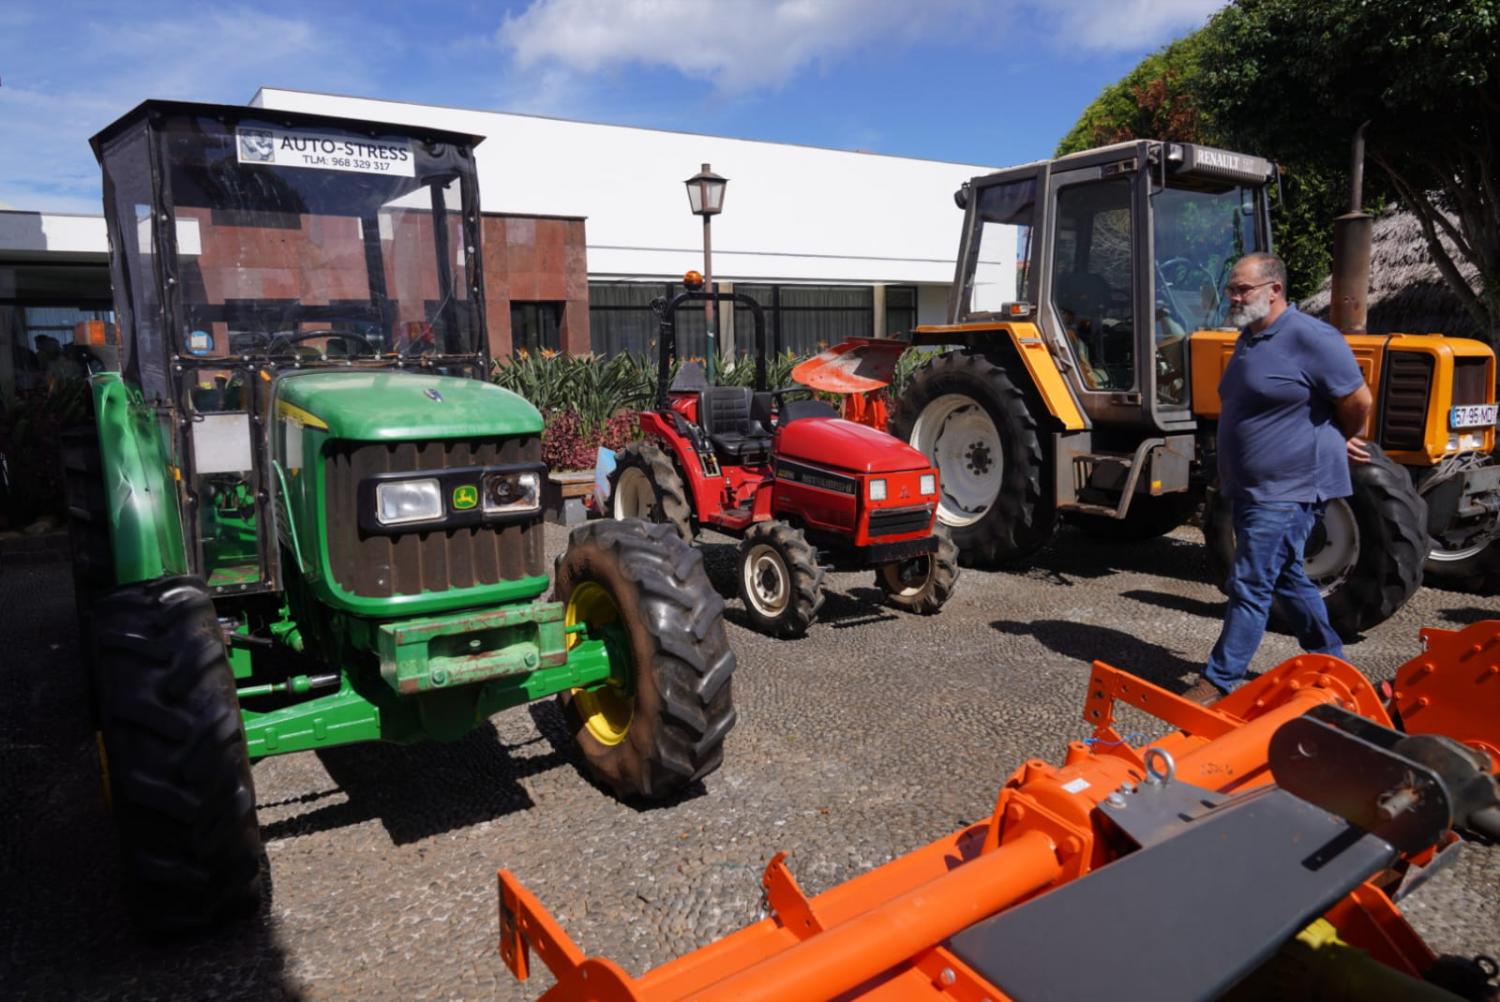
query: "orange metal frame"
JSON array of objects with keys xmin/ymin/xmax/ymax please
[{"xmin": 499, "ymin": 624, "xmax": 1500, "ymax": 1000}]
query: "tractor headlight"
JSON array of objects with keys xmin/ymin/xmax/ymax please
[
  {"xmin": 483, "ymin": 470, "xmax": 541, "ymax": 514},
  {"xmin": 920, "ymin": 473, "xmax": 936, "ymax": 496},
  {"xmin": 869, "ymin": 478, "xmax": 887, "ymax": 502},
  {"xmin": 375, "ymin": 478, "xmax": 443, "ymax": 525}
]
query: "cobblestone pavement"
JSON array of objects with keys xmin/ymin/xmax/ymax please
[{"xmin": 3, "ymin": 523, "xmax": 1497, "ymax": 1000}]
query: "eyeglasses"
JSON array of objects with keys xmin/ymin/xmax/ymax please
[{"xmin": 1225, "ymin": 280, "xmax": 1275, "ymax": 297}]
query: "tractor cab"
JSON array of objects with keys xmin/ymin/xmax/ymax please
[
  {"xmin": 949, "ymin": 140, "xmax": 1275, "ymax": 432},
  {"xmin": 609, "ymin": 277, "xmax": 958, "ymax": 637},
  {"xmin": 91, "ymin": 100, "xmax": 489, "ymax": 597}
]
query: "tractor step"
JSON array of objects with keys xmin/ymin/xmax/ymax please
[{"xmin": 1061, "ymin": 501, "xmax": 1122, "ymax": 517}]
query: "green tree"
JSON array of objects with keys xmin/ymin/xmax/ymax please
[
  {"xmin": 1199, "ymin": 0, "xmax": 1500, "ymax": 342},
  {"xmin": 1053, "ymin": 30, "xmax": 1343, "ymax": 301},
  {"xmin": 1055, "ymin": 35, "xmax": 1209, "ymax": 156}
]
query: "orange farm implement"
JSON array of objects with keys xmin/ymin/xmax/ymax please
[{"xmin": 499, "ymin": 621, "xmax": 1500, "ymax": 1000}]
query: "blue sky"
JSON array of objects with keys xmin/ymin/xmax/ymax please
[{"xmin": 0, "ymin": 0, "xmax": 1224, "ymax": 214}]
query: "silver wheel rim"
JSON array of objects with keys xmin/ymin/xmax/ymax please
[
  {"xmin": 1420, "ymin": 465, "xmax": 1489, "ymax": 562},
  {"xmin": 613, "ymin": 466, "xmax": 655, "ymax": 520},
  {"xmin": 880, "ymin": 557, "xmax": 932, "ymax": 597},
  {"xmin": 742, "ymin": 543, "xmax": 790, "ymax": 617},
  {"xmin": 1304, "ymin": 498, "xmax": 1360, "ymax": 594},
  {"xmin": 909, "ymin": 393, "xmax": 1002, "ymax": 528}
]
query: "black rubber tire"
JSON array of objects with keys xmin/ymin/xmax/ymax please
[
  {"xmin": 62, "ymin": 423, "xmax": 112, "ymax": 724},
  {"xmin": 1202, "ymin": 445, "xmax": 1428, "ymax": 640},
  {"xmin": 875, "ymin": 524, "xmax": 960, "ymax": 615},
  {"xmin": 735, "ymin": 520, "xmax": 826, "ymax": 637},
  {"xmin": 1066, "ymin": 493, "xmax": 1201, "ymax": 541},
  {"xmin": 889, "ymin": 350, "xmax": 1056, "ymax": 566},
  {"xmin": 554, "ymin": 519, "xmax": 736, "ymax": 800},
  {"xmin": 94, "ymin": 575, "xmax": 263, "ymax": 932},
  {"xmin": 609, "ymin": 441, "xmax": 694, "ymax": 543}
]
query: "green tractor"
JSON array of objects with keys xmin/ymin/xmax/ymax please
[{"xmin": 70, "ymin": 100, "xmax": 737, "ymax": 931}]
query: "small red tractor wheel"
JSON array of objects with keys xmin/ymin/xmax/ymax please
[
  {"xmin": 736, "ymin": 520, "xmax": 826, "ymax": 638},
  {"xmin": 609, "ymin": 441, "xmax": 694, "ymax": 543},
  {"xmin": 876, "ymin": 525, "xmax": 960, "ymax": 615}
]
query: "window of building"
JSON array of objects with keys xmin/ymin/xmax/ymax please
[
  {"xmin": 511, "ymin": 301, "xmax": 563, "ymax": 354},
  {"xmin": 884, "ymin": 285, "xmax": 918, "ymax": 336},
  {"xmin": 588, "ymin": 281, "xmax": 716, "ymax": 359},
  {"xmin": 735, "ymin": 284, "xmax": 872, "ymax": 357}
]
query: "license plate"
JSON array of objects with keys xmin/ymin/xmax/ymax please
[{"xmin": 1451, "ymin": 403, "xmax": 1498, "ymax": 428}]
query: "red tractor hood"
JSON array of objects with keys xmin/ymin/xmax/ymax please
[{"xmin": 775, "ymin": 417, "xmax": 931, "ymax": 474}]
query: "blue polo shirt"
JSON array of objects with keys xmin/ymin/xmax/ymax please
[{"xmin": 1217, "ymin": 306, "xmax": 1365, "ymax": 502}]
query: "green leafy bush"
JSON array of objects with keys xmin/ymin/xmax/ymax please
[{"xmin": 0, "ymin": 378, "xmax": 91, "ymax": 528}]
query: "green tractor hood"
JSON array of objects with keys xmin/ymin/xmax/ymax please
[{"xmin": 276, "ymin": 371, "xmax": 543, "ymax": 441}]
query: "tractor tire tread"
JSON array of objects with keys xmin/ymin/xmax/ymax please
[
  {"xmin": 610, "ymin": 441, "xmax": 695, "ymax": 543},
  {"xmin": 555, "ymin": 519, "xmax": 736, "ymax": 799},
  {"xmin": 94, "ymin": 575, "xmax": 263, "ymax": 933},
  {"xmin": 890, "ymin": 350, "xmax": 1055, "ymax": 567},
  {"xmin": 737, "ymin": 520, "xmax": 826, "ymax": 637}
]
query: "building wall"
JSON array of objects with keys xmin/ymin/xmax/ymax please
[
  {"xmin": 252, "ymin": 89, "xmax": 999, "ymax": 288},
  {"xmin": 481, "ymin": 215, "xmax": 589, "ymax": 356}
]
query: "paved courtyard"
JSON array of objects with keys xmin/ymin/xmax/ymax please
[{"xmin": 3, "ymin": 522, "xmax": 1497, "ymax": 1000}]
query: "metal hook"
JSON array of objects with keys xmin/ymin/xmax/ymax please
[{"xmin": 1143, "ymin": 747, "xmax": 1176, "ymax": 787}]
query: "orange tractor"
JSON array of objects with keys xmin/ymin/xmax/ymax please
[{"xmin": 498, "ymin": 620, "xmax": 1500, "ymax": 1000}]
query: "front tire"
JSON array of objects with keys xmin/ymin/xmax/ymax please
[
  {"xmin": 890, "ymin": 350, "xmax": 1055, "ymax": 566},
  {"xmin": 94, "ymin": 575, "xmax": 263, "ymax": 932},
  {"xmin": 876, "ymin": 525, "xmax": 959, "ymax": 615},
  {"xmin": 1203, "ymin": 445, "xmax": 1427, "ymax": 640},
  {"xmin": 609, "ymin": 441, "xmax": 694, "ymax": 543},
  {"xmin": 555, "ymin": 519, "xmax": 736, "ymax": 800},
  {"xmin": 736, "ymin": 520, "xmax": 826, "ymax": 637}
]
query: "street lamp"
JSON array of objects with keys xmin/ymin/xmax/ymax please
[{"xmin": 684, "ymin": 163, "xmax": 728, "ymax": 378}]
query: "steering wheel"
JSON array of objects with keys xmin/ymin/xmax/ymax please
[
  {"xmin": 1157, "ymin": 257, "xmax": 1222, "ymax": 326},
  {"xmin": 266, "ymin": 329, "xmax": 378, "ymax": 357}
]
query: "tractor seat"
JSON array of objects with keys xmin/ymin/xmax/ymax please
[{"xmin": 700, "ymin": 385, "xmax": 772, "ymax": 462}]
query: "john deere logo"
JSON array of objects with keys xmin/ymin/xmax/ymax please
[{"xmin": 452, "ymin": 485, "xmax": 478, "ymax": 510}]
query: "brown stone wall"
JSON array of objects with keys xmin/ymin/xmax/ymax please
[{"xmin": 480, "ymin": 214, "xmax": 590, "ymax": 358}]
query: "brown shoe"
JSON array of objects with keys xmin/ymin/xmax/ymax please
[{"xmin": 1181, "ymin": 678, "xmax": 1225, "ymax": 706}]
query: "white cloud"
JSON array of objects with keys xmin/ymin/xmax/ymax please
[
  {"xmin": 498, "ymin": 0, "xmax": 988, "ymax": 94},
  {"xmin": 1044, "ymin": 0, "xmax": 1222, "ymax": 50},
  {"xmin": 497, "ymin": 0, "xmax": 1223, "ymax": 92}
]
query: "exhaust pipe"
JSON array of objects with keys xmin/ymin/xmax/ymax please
[{"xmin": 1329, "ymin": 122, "xmax": 1374, "ymax": 334}]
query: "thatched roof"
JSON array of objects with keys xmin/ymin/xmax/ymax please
[{"xmin": 1301, "ymin": 209, "xmax": 1485, "ymax": 341}]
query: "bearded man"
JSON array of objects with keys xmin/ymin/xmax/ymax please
[{"xmin": 1182, "ymin": 252, "xmax": 1373, "ymax": 704}]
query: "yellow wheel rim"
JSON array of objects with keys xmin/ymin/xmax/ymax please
[{"xmin": 566, "ymin": 580, "xmax": 634, "ymax": 746}]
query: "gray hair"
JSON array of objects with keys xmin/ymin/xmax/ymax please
[{"xmin": 1239, "ymin": 252, "xmax": 1288, "ymax": 291}]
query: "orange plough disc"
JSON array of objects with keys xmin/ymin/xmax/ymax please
[{"xmin": 789, "ymin": 337, "xmax": 907, "ymax": 394}]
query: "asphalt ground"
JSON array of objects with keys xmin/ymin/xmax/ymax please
[{"xmin": 3, "ymin": 521, "xmax": 1498, "ymax": 1000}]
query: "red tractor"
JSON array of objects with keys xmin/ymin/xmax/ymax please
[{"xmin": 608, "ymin": 279, "xmax": 958, "ymax": 637}]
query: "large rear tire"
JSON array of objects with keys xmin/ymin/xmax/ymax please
[
  {"xmin": 890, "ymin": 350, "xmax": 1055, "ymax": 566},
  {"xmin": 875, "ymin": 525, "xmax": 959, "ymax": 615},
  {"xmin": 736, "ymin": 520, "xmax": 826, "ymax": 637},
  {"xmin": 62, "ymin": 422, "xmax": 111, "ymax": 724},
  {"xmin": 555, "ymin": 519, "xmax": 736, "ymax": 800},
  {"xmin": 94, "ymin": 575, "xmax": 263, "ymax": 932},
  {"xmin": 1203, "ymin": 445, "xmax": 1427, "ymax": 640},
  {"xmin": 1066, "ymin": 492, "xmax": 1201, "ymax": 541},
  {"xmin": 609, "ymin": 441, "xmax": 694, "ymax": 544}
]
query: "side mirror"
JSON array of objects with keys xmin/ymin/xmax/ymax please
[{"xmin": 954, "ymin": 182, "xmax": 970, "ymax": 210}]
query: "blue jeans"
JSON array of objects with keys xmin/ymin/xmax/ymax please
[{"xmin": 1204, "ymin": 499, "xmax": 1344, "ymax": 693}]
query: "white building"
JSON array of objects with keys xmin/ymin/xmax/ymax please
[{"xmin": 2, "ymin": 88, "xmax": 1001, "ymax": 401}]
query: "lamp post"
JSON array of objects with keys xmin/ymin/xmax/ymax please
[{"xmin": 684, "ymin": 163, "xmax": 728, "ymax": 379}]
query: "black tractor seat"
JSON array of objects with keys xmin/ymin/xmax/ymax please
[{"xmin": 700, "ymin": 385, "xmax": 773, "ymax": 462}]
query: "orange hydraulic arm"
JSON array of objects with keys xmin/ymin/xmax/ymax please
[{"xmin": 499, "ymin": 623, "xmax": 1500, "ymax": 1001}]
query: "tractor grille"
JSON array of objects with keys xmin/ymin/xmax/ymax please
[
  {"xmin": 868, "ymin": 504, "xmax": 932, "ymax": 538},
  {"xmin": 1379, "ymin": 351, "xmax": 1434, "ymax": 451},
  {"xmin": 1453, "ymin": 357, "xmax": 1492, "ymax": 406},
  {"xmin": 324, "ymin": 437, "xmax": 545, "ymax": 599}
]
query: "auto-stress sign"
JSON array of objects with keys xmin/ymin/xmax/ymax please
[{"xmin": 236, "ymin": 126, "xmax": 415, "ymax": 178}]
